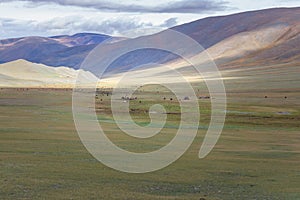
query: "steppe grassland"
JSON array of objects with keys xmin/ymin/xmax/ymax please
[{"xmin": 0, "ymin": 64, "xmax": 300, "ymax": 199}]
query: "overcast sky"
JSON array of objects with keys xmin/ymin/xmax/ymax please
[{"xmin": 0, "ymin": 0, "xmax": 299, "ymax": 39}]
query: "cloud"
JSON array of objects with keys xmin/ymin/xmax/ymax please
[
  {"xmin": 0, "ymin": 16, "xmax": 178, "ymax": 39},
  {"xmin": 161, "ymin": 18, "xmax": 178, "ymax": 27},
  {"xmin": 2, "ymin": 0, "xmax": 229, "ymax": 13},
  {"xmin": 37, "ymin": 16, "xmax": 153, "ymax": 35},
  {"xmin": 0, "ymin": 18, "xmax": 37, "ymax": 37}
]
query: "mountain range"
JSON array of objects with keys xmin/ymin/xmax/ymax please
[
  {"xmin": 0, "ymin": 7, "xmax": 299, "ymax": 87},
  {"xmin": 0, "ymin": 33, "xmax": 126, "ymax": 69}
]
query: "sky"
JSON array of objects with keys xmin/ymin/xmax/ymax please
[{"xmin": 0, "ymin": 0, "xmax": 299, "ymax": 39}]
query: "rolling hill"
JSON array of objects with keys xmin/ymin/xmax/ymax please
[{"xmin": 0, "ymin": 59, "xmax": 97, "ymax": 88}]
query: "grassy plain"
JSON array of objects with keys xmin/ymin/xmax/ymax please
[{"xmin": 0, "ymin": 64, "xmax": 300, "ymax": 199}]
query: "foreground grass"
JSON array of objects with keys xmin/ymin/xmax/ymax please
[{"xmin": 0, "ymin": 87, "xmax": 299, "ymax": 199}]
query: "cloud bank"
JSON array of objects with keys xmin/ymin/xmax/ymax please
[
  {"xmin": 1, "ymin": 0, "xmax": 229, "ymax": 13},
  {"xmin": 0, "ymin": 16, "xmax": 178, "ymax": 39}
]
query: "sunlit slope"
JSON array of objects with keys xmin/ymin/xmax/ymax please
[
  {"xmin": 168, "ymin": 21, "xmax": 300, "ymax": 69},
  {"xmin": 0, "ymin": 59, "xmax": 97, "ymax": 88},
  {"xmin": 99, "ymin": 24, "xmax": 300, "ymax": 87}
]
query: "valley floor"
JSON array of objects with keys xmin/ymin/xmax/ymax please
[{"xmin": 0, "ymin": 86, "xmax": 299, "ymax": 199}]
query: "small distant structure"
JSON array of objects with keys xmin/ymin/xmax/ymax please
[{"xmin": 184, "ymin": 96, "xmax": 190, "ymax": 100}]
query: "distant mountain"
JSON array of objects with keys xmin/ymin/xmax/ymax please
[
  {"xmin": 0, "ymin": 33, "xmax": 124, "ymax": 68},
  {"xmin": 0, "ymin": 36, "xmax": 67, "ymax": 63},
  {"xmin": 0, "ymin": 7, "xmax": 299, "ymax": 72},
  {"xmin": 49, "ymin": 33, "xmax": 119, "ymax": 47}
]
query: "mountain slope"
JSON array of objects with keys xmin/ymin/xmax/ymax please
[
  {"xmin": 98, "ymin": 8, "xmax": 300, "ymax": 84},
  {"xmin": 172, "ymin": 7, "xmax": 300, "ymax": 49},
  {"xmin": 221, "ymin": 24, "xmax": 300, "ymax": 67},
  {"xmin": 207, "ymin": 22, "xmax": 300, "ymax": 67},
  {"xmin": 88, "ymin": 7, "xmax": 300, "ymax": 73}
]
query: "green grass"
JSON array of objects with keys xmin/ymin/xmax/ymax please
[{"xmin": 0, "ymin": 70, "xmax": 300, "ymax": 200}]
